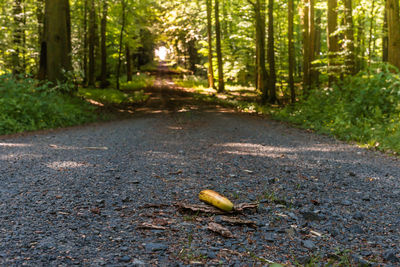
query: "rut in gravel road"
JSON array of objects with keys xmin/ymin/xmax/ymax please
[{"xmin": 0, "ymin": 73, "xmax": 399, "ymax": 266}]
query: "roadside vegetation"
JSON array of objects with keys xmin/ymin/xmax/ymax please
[{"xmin": 175, "ymin": 64, "xmax": 400, "ymax": 155}]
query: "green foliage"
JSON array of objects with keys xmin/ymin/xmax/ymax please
[
  {"xmin": 78, "ymin": 88, "xmax": 149, "ymax": 105},
  {"xmin": 174, "ymin": 75, "xmax": 208, "ymax": 89},
  {"xmin": 275, "ymin": 64, "xmax": 400, "ymax": 153},
  {"xmin": 0, "ymin": 75, "xmax": 97, "ymax": 135},
  {"xmin": 120, "ymin": 73, "xmax": 155, "ymax": 91}
]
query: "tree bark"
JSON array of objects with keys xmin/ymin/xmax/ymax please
[
  {"xmin": 215, "ymin": 0, "xmax": 225, "ymax": 92},
  {"xmin": 116, "ymin": 0, "xmax": 126, "ymax": 91},
  {"xmin": 88, "ymin": 0, "xmax": 96, "ymax": 86},
  {"xmin": 249, "ymin": 0, "xmax": 268, "ymax": 100},
  {"xmin": 267, "ymin": 0, "xmax": 276, "ymax": 103},
  {"xmin": 301, "ymin": 0, "xmax": 310, "ymax": 92},
  {"xmin": 327, "ymin": 0, "xmax": 339, "ymax": 84},
  {"xmin": 386, "ymin": 0, "xmax": 400, "ymax": 69},
  {"xmin": 39, "ymin": 0, "xmax": 72, "ymax": 83},
  {"xmin": 383, "ymin": 0, "xmax": 388, "ymax": 62},
  {"xmin": 343, "ymin": 0, "xmax": 355, "ymax": 74},
  {"xmin": 100, "ymin": 1, "xmax": 108, "ymax": 88},
  {"xmin": 206, "ymin": 0, "xmax": 215, "ymax": 89},
  {"xmin": 12, "ymin": 0, "xmax": 23, "ymax": 75},
  {"xmin": 288, "ymin": 0, "xmax": 295, "ymax": 103},
  {"xmin": 126, "ymin": 44, "xmax": 132, "ymax": 82}
]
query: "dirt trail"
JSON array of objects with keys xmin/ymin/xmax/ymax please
[{"xmin": 0, "ymin": 67, "xmax": 399, "ymax": 266}]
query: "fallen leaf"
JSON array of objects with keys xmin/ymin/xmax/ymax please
[
  {"xmin": 176, "ymin": 202, "xmax": 228, "ymax": 215},
  {"xmin": 83, "ymin": 146, "xmax": 108, "ymax": 150},
  {"xmin": 207, "ymin": 222, "xmax": 234, "ymax": 238},
  {"xmin": 137, "ymin": 222, "xmax": 167, "ymax": 230},
  {"xmin": 234, "ymin": 202, "xmax": 258, "ymax": 212},
  {"xmin": 169, "ymin": 170, "xmax": 183, "ymax": 175},
  {"xmin": 219, "ymin": 216, "xmax": 257, "ymax": 228},
  {"xmin": 90, "ymin": 207, "xmax": 101, "ymax": 215}
]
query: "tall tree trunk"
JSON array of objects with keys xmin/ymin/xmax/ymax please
[
  {"xmin": 314, "ymin": 9, "xmax": 321, "ymax": 86},
  {"xmin": 383, "ymin": 0, "xmax": 388, "ymax": 62},
  {"xmin": 126, "ymin": 44, "xmax": 132, "ymax": 82},
  {"xmin": 100, "ymin": 1, "xmax": 108, "ymax": 88},
  {"xmin": 301, "ymin": 0, "xmax": 310, "ymax": 92},
  {"xmin": 215, "ymin": 0, "xmax": 225, "ymax": 92},
  {"xmin": 368, "ymin": 0, "xmax": 375, "ymax": 66},
  {"xmin": 88, "ymin": 0, "xmax": 96, "ymax": 86},
  {"xmin": 250, "ymin": 0, "xmax": 268, "ymax": 100},
  {"xmin": 288, "ymin": 0, "xmax": 295, "ymax": 103},
  {"xmin": 39, "ymin": 0, "xmax": 72, "ymax": 83},
  {"xmin": 82, "ymin": 0, "xmax": 88, "ymax": 85},
  {"xmin": 12, "ymin": 0, "xmax": 23, "ymax": 75},
  {"xmin": 387, "ymin": 0, "xmax": 400, "ymax": 69},
  {"xmin": 116, "ymin": 0, "xmax": 126, "ymax": 91},
  {"xmin": 327, "ymin": 0, "xmax": 339, "ymax": 84},
  {"xmin": 206, "ymin": 0, "xmax": 215, "ymax": 89},
  {"xmin": 267, "ymin": 0, "xmax": 276, "ymax": 103},
  {"xmin": 309, "ymin": 0, "xmax": 315, "ymax": 84},
  {"xmin": 344, "ymin": 0, "xmax": 355, "ymax": 74}
]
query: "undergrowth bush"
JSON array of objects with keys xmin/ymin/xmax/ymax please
[
  {"xmin": 275, "ymin": 64, "xmax": 400, "ymax": 152},
  {"xmin": 120, "ymin": 73, "xmax": 155, "ymax": 91},
  {"xmin": 0, "ymin": 75, "xmax": 97, "ymax": 135},
  {"xmin": 78, "ymin": 87, "xmax": 149, "ymax": 105}
]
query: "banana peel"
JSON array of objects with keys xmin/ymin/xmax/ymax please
[{"xmin": 199, "ymin": 189, "xmax": 234, "ymax": 212}]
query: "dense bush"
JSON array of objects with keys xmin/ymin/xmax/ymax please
[
  {"xmin": 275, "ymin": 64, "xmax": 400, "ymax": 152},
  {"xmin": 0, "ymin": 75, "xmax": 97, "ymax": 134}
]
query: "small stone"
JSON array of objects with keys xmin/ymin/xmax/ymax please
[
  {"xmin": 383, "ymin": 250, "xmax": 399, "ymax": 262},
  {"xmin": 351, "ymin": 254, "xmax": 372, "ymax": 267},
  {"xmin": 302, "ymin": 240, "xmax": 316, "ymax": 250},
  {"xmin": 145, "ymin": 243, "xmax": 168, "ymax": 252},
  {"xmin": 349, "ymin": 225, "xmax": 364, "ymax": 234},
  {"xmin": 120, "ymin": 255, "xmax": 131, "ymax": 263},
  {"xmin": 264, "ymin": 233, "xmax": 276, "ymax": 242},
  {"xmin": 207, "ymin": 251, "xmax": 217, "ymax": 259},
  {"xmin": 130, "ymin": 259, "xmax": 146, "ymax": 266},
  {"xmin": 342, "ymin": 200, "xmax": 352, "ymax": 206},
  {"xmin": 120, "ymin": 246, "xmax": 129, "ymax": 252},
  {"xmin": 297, "ymin": 255, "xmax": 311, "ymax": 264},
  {"xmin": 353, "ymin": 211, "xmax": 364, "ymax": 220}
]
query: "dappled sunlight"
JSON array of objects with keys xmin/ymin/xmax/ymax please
[
  {"xmin": 46, "ymin": 161, "xmax": 92, "ymax": 170},
  {"xmin": 0, "ymin": 153, "xmax": 41, "ymax": 160},
  {"xmin": 0, "ymin": 142, "xmax": 32, "ymax": 147},
  {"xmin": 217, "ymin": 142, "xmax": 352, "ymax": 159}
]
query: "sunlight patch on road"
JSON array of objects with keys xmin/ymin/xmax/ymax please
[
  {"xmin": 0, "ymin": 142, "xmax": 32, "ymax": 147},
  {"xmin": 46, "ymin": 161, "xmax": 92, "ymax": 170}
]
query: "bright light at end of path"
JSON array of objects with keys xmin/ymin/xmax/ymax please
[{"xmin": 155, "ymin": 46, "xmax": 168, "ymax": 61}]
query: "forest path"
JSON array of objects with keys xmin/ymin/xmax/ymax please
[{"xmin": 0, "ymin": 67, "xmax": 399, "ymax": 265}]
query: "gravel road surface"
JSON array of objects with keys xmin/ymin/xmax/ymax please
[{"xmin": 0, "ymin": 79, "xmax": 399, "ymax": 266}]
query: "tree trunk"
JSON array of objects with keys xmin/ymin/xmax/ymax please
[
  {"xmin": 267, "ymin": 0, "xmax": 276, "ymax": 103},
  {"xmin": 368, "ymin": 0, "xmax": 375, "ymax": 66},
  {"xmin": 251, "ymin": 0, "xmax": 268, "ymax": 100},
  {"xmin": 116, "ymin": 0, "xmax": 126, "ymax": 91},
  {"xmin": 82, "ymin": 0, "xmax": 88, "ymax": 85},
  {"xmin": 301, "ymin": 0, "xmax": 310, "ymax": 92},
  {"xmin": 88, "ymin": 0, "xmax": 96, "ymax": 86},
  {"xmin": 383, "ymin": 0, "xmax": 388, "ymax": 62},
  {"xmin": 39, "ymin": 0, "xmax": 72, "ymax": 83},
  {"xmin": 100, "ymin": 1, "xmax": 108, "ymax": 88},
  {"xmin": 126, "ymin": 44, "xmax": 132, "ymax": 82},
  {"xmin": 386, "ymin": 0, "xmax": 400, "ymax": 69},
  {"xmin": 288, "ymin": 0, "xmax": 295, "ymax": 103},
  {"xmin": 12, "ymin": 0, "xmax": 23, "ymax": 75},
  {"xmin": 215, "ymin": 0, "xmax": 225, "ymax": 92},
  {"xmin": 327, "ymin": 0, "xmax": 339, "ymax": 84},
  {"xmin": 343, "ymin": 0, "xmax": 355, "ymax": 74},
  {"xmin": 206, "ymin": 0, "xmax": 215, "ymax": 89},
  {"xmin": 313, "ymin": 9, "xmax": 321, "ymax": 86}
]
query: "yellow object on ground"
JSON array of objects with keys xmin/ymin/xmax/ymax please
[{"xmin": 199, "ymin": 189, "xmax": 234, "ymax": 212}]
